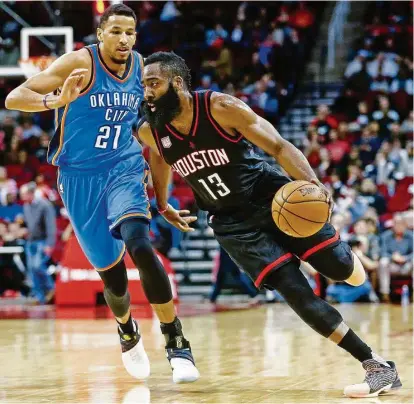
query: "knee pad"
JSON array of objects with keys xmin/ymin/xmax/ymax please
[
  {"xmin": 265, "ymin": 261, "xmax": 343, "ymax": 337},
  {"xmin": 120, "ymin": 218, "xmax": 172, "ymax": 304},
  {"xmin": 306, "ymin": 241, "xmax": 354, "ymax": 282},
  {"xmin": 98, "ymin": 260, "xmax": 128, "ymax": 297},
  {"xmin": 120, "ymin": 218, "xmax": 153, "ymax": 259}
]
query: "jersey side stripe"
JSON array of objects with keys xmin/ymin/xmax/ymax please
[
  {"xmin": 78, "ymin": 46, "xmax": 96, "ymax": 97},
  {"xmin": 50, "ymin": 104, "xmax": 70, "ymax": 166}
]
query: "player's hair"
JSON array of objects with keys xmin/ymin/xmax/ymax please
[
  {"xmin": 99, "ymin": 4, "xmax": 137, "ymax": 28},
  {"xmin": 144, "ymin": 51, "xmax": 192, "ymax": 89}
]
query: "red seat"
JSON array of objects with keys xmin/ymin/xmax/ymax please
[
  {"xmin": 397, "ymin": 176, "xmax": 413, "ymax": 190},
  {"xmin": 172, "ymin": 171, "xmax": 186, "ymax": 186},
  {"xmin": 377, "ymin": 184, "xmax": 390, "ymax": 200},
  {"xmin": 15, "ymin": 172, "xmax": 34, "ymax": 188},
  {"xmin": 5, "ymin": 165, "xmax": 24, "ymax": 179},
  {"xmin": 26, "ymin": 156, "xmax": 40, "ymax": 172},
  {"xmin": 38, "ymin": 165, "xmax": 57, "ymax": 181},
  {"xmin": 56, "ymin": 217, "xmax": 69, "ymax": 231},
  {"xmin": 390, "ymin": 276, "xmax": 412, "ymax": 299},
  {"xmin": 387, "ymin": 193, "xmax": 411, "ymax": 213},
  {"xmin": 172, "ymin": 186, "xmax": 195, "ymax": 209}
]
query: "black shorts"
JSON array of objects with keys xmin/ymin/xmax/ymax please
[{"xmin": 208, "ymin": 166, "xmax": 349, "ymax": 288}]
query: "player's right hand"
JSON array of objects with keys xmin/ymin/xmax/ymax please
[
  {"xmin": 311, "ymin": 179, "xmax": 334, "ymax": 222},
  {"xmin": 160, "ymin": 204, "xmax": 197, "ymax": 232},
  {"xmin": 58, "ymin": 68, "xmax": 88, "ymax": 107}
]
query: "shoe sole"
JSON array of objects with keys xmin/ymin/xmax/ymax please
[
  {"xmin": 172, "ymin": 368, "xmax": 200, "ymax": 384},
  {"xmin": 173, "ymin": 374, "xmax": 200, "ymax": 384},
  {"xmin": 345, "ymin": 383, "xmax": 393, "ymax": 398}
]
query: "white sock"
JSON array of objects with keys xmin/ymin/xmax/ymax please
[{"xmin": 372, "ymin": 352, "xmax": 390, "ymax": 367}]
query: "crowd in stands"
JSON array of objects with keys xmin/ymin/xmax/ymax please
[
  {"xmin": 304, "ymin": 1, "xmax": 413, "ymax": 303},
  {"xmin": 0, "ymin": 2, "xmax": 411, "ymax": 304},
  {"xmin": 0, "ymin": 1, "xmax": 323, "ymax": 119},
  {"xmin": 1, "ymin": 0, "xmax": 322, "ymax": 272}
]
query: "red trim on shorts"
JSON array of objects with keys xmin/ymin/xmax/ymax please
[
  {"xmin": 254, "ymin": 253, "xmax": 293, "ymax": 287},
  {"xmin": 300, "ymin": 231, "xmax": 340, "ymax": 261}
]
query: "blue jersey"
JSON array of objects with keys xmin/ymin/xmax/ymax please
[{"xmin": 48, "ymin": 44, "xmax": 144, "ymax": 171}]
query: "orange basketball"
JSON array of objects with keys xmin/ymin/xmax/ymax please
[{"xmin": 272, "ymin": 180, "xmax": 330, "ymax": 238}]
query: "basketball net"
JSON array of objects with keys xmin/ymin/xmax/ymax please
[{"xmin": 18, "ymin": 56, "xmax": 56, "ymax": 78}]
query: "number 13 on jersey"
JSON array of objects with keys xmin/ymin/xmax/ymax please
[{"xmin": 198, "ymin": 173, "xmax": 231, "ymax": 200}]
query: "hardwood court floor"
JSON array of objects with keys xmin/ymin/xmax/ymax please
[{"xmin": 0, "ymin": 303, "xmax": 412, "ymax": 403}]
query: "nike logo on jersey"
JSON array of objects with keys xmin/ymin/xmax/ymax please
[{"xmin": 171, "ymin": 148, "xmax": 230, "ymax": 177}]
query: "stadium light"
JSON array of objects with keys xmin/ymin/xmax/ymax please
[{"xmin": 95, "ymin": 0, "xmax": 106, "ymax": 15}]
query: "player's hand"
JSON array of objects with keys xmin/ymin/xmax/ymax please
[
  {"xmin": 311, "ymin": 179, "xmax": 334, "ymax": 222},
  {"xmin": 58, "ymin": 68, "xmax": 88, "ymax": 107},
  {"xmin": 160, "ymin": 204, "xmax": 197, "ymax": 232}
]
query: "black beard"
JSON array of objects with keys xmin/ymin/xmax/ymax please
[{"xmin": 143, "ymin": 83, "xmax": 181, "ymax": 130}]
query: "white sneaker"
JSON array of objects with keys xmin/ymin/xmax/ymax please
[
  {"xmin": 170, "ymin": 357, "xmax": 200, "ymax": 384},
  {"xmin": 166, "ymin": 336, "xmax": 200, "ymax": 384},
  {"xmin": 119, "ymin": 320, "xmax": 150, "ymax": 380}
]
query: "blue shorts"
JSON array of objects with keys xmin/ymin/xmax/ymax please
[{"xmin": 58, "ymin": 154, "xmax": 151, "ymax": 270}]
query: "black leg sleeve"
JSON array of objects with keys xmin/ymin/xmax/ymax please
[{"xmin": 120, "ymin": 218, "xmax": 172, "ymax": 304}]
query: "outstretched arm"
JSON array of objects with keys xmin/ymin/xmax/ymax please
[
  {"xmin": 5, "ymin": 50, "xmax": 90, "ymax": 112},
  {"xmin": 210, "ymin": 93, "xmax": 320, "ymax": 184},
  {"xmin": 137, "ymin": 123, "xmax": 197, "ymax": 232}
]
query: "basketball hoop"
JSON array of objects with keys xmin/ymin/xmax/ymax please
[{"xmin": 18, "ymin": 56, "xmax": 56, "ymax": 78}]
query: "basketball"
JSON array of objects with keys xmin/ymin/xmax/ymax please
[{"xmin": 272, "ymin": 180, "xmax": 330, "ymax": 238}]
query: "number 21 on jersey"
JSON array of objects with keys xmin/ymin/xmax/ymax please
[
  {"xmin": 95, "ymin": 125, "xmax": 121, "ymax": 149},
  {"xmin": 198, "ymin": 173, "xmax": 231, "ymax": 200}
]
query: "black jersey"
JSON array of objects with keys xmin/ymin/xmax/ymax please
[{"xmin": 152, "ymin": 90, "xmax": 281, "ymax": 214}]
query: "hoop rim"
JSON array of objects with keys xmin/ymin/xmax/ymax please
[
  {"xmin": 18, "ymin": 55, "xmax": 57, "ymax": 78},
  {"xmin": 18, "ymin": 55, "xmax": 57, "ymax": 64}
]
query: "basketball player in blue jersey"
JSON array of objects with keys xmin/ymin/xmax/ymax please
[
  {"xmin": 137, "ymin": 52, "xmax": 401, "ymax": 398},
  {"xmin": 6, "ymin": 6, "xmax": 199, "ymax": 384}
]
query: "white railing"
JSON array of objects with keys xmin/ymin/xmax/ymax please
[
  {"xmin": 0, "ymin": 246, "xmax": 24, "ymax": 254},
  {"xmin": 327, "ymin": 1, "xmax": 351, "ymax": 69}
]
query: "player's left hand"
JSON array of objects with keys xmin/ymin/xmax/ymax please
[
  {"xmin": 160, "ymin": 204, "xmax": 197, "ymax": 232},
  {"xmin": 311, "ymin": 179, "xmax": 334, "ymax": 222}
]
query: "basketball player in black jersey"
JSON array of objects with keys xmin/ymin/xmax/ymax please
[{"xmin": 137, "ymin": 52, "xmax": 401, "ymax": 398}]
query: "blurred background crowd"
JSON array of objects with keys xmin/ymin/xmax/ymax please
[{"xmin": 0, "ymin": 1, "xmax": 412, "ymax": 305}]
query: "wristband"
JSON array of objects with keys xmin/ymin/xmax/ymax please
[
  {"xmin": 158, "ymin": 205, "xmax": 168, "ymax": 214},
  {"xmin": 43, "ymin": 94, "xmax": 52, "ymax": 110}
]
